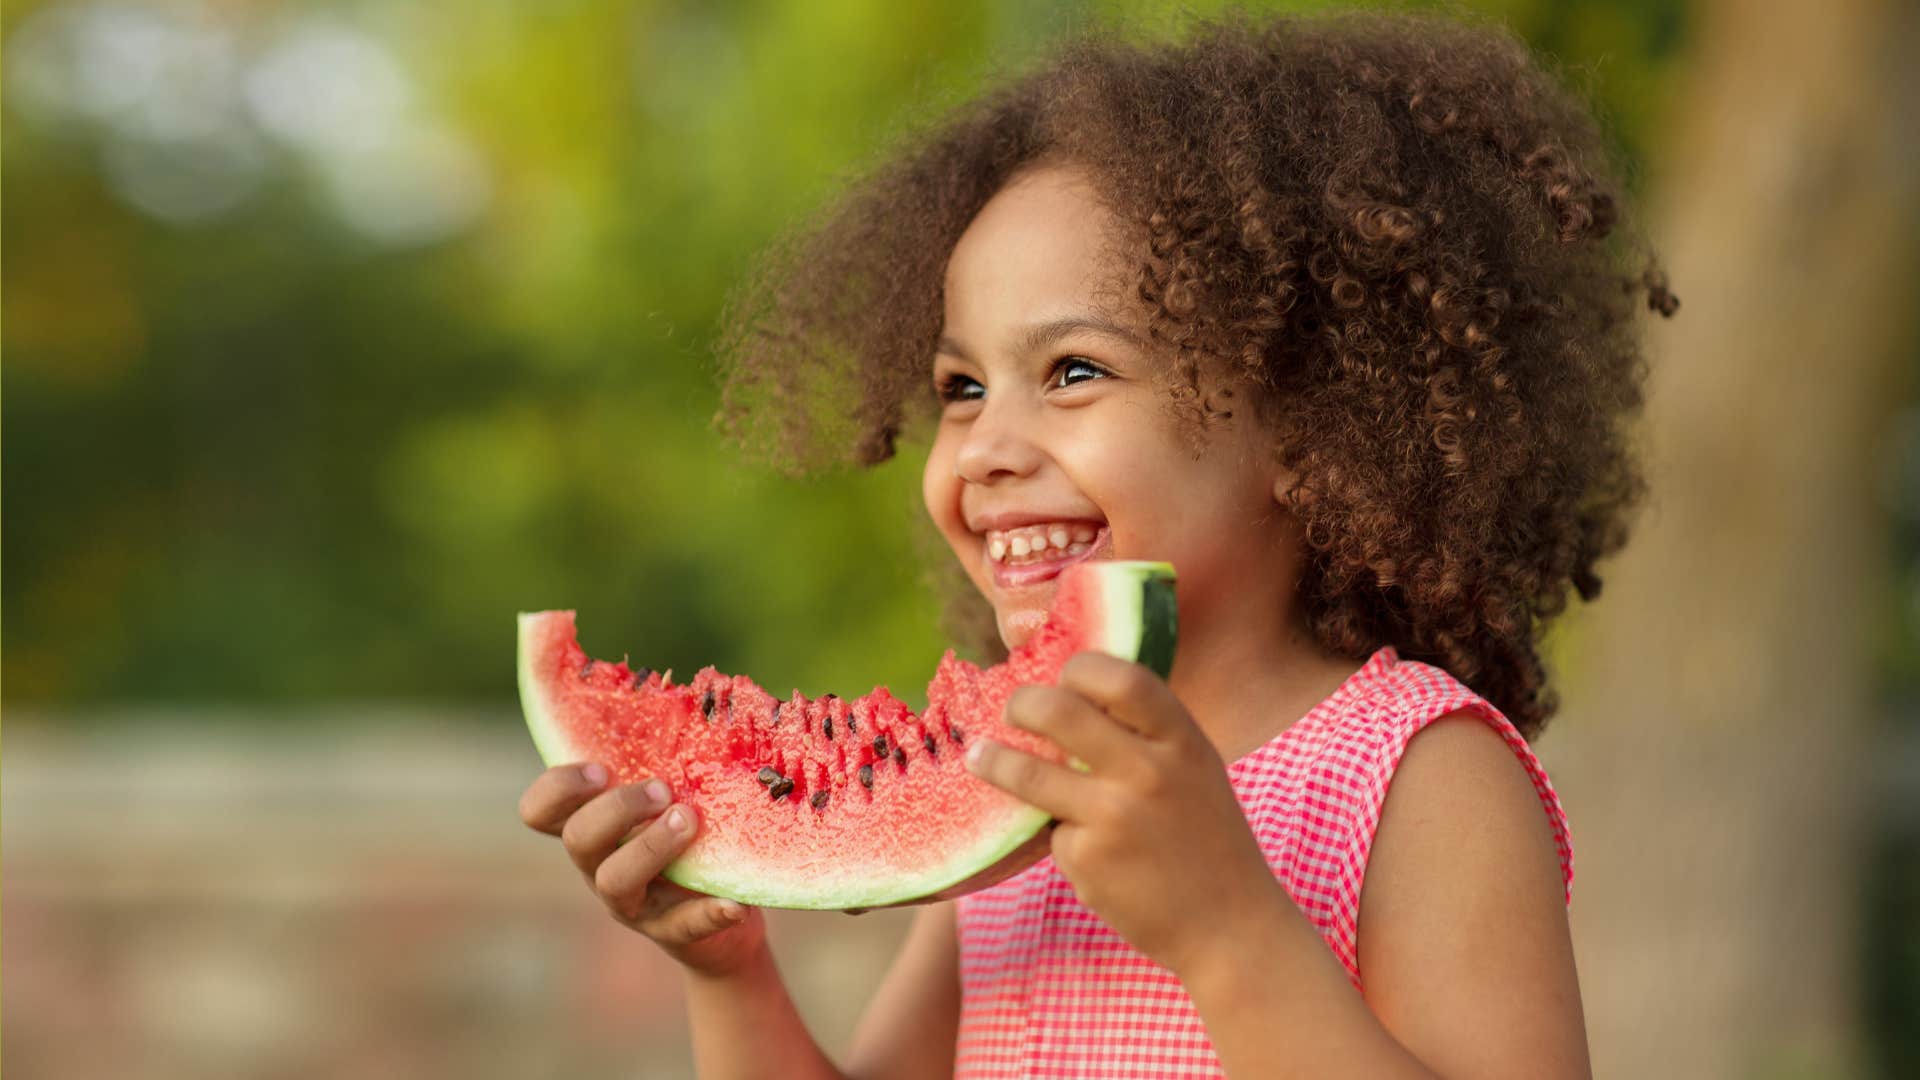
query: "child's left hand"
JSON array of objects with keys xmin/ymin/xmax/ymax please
[{"xmin": 965, "ymin": 651, "xmax": 1282, "ymax": 977}]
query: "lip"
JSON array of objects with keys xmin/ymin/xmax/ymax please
[
  {"xmin": 967, "ymin": 510, "xmax": 1107, "ymax": 533},
  {"xmin": 988, "ymin": 526, "xmax": 1111, "ymax": 590}
]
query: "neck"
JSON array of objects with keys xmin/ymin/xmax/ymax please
[{"xmin": 1167, "ymin": 585, "xmax": 1366, "ymax": 764}]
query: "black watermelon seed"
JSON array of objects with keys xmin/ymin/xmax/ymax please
[
  {"xmin": 700, "ymin": 691, "xmax": 716, "ymax": 721},
  {"xmin": 578, "ymin": 660, "xmax": 594, "ymax": 681},
  {"xmin": 893, "ymin": 746, "xmax": 907, "ymax": 768},
  {"xmin": 923, "ymin": 733, "xmax": 938, "ymax": 756},
  {"xmin": 949, "ymin": 725, "xmax": 964, "ymax": 745},
  {"xmin": 810, "ymin": 790, "xmax": 829, "ymax": 810},
  {"xmin": 858, "ymin": 764, "xmax": 874, "ymax": 789},
  {"xmin": 769, "ymin": 777, "xmax": 795, "ymax": 800},
  {"xmin": 632, "ymin": 667, "xmax": 653, "ymax": 686},
  {"xmin": 756, "ymin": 766, "xmax": 781, "ymax": 787},
  {"xmin": 847, "ymin": 712, "xmax": 859, "ymax": 734},
  {"xmin": 769, "ymin": 701, "xmax": 782, "ymax": 725},
  {"xmin": 872, "ymin": 735, "xmax": 889, "ymax": 758},
  {"xmin": 823, "ymin": 714, "xmax": 834, "ymax": 739}
]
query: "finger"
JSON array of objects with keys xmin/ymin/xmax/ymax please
[
  {"xmin": 592, "ymin": 802, "xmax": 699, "ymax": 920},
  {"xmin": 638, "ymin": 893, "xmax": 753, "ymax": 945},
  {"xmin": 965, "ymin": 739, "xmax": 1099, "ymax": 821},
  {"xmin": 561, "ymin": 778, "xmax": 673, "ymax": 878},
  {"xmin": 1057, "ymin": 651, "xmax": 1186, "ymax": 739},
  {"xmin": 1003, "ymin": 685, "xmax": 1145, "ymax": 775},
  {"xmin": 519, "ymin": 762, "xmax": 613, "ymax": 835}
]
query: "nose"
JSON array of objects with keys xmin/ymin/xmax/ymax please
[{"xmin": 953, "ymin": 393, "xmax": 1044, "ymax": 485}]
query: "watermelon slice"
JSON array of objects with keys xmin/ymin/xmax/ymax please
[{"xmin": 517, "ymin": 560, "xmax": 1176, "ymax": 910}]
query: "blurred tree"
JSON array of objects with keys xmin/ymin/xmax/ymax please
[{"xmin": 1541, "ymin": 0, "xmax": 1920, "ymax": 1075}]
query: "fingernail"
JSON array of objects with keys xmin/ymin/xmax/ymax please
[
  {"xmin": 666, "ymin": 805, "xmax": 691, "ymax": 833},
  {"xmin": 644, "ymin": 778, "xmax": 669, "ymax": 804},
  {"xmin": 965, "ymin": 741, "xmax": 987, "ymax": 770},
  {"xmin": 719, "ymin": 899, "xmax": 744, "ymax": 918},
  {"xmin": 582, "ymin": 763, "xmax": 609, "ymax": 787}
]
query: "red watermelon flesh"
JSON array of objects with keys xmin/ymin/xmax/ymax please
[{"xmin": 517, "ymin": 560, "xmax": 1176, "ymax": 910}]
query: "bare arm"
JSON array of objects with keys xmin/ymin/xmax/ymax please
[
  {"xmin": 1179, "ymin": 712, "xmax": 1588, "ymax": 1079},
  {"xmin": 1354, "ymin": 713, "xmax": 1590, "ymax": 1078},
  {"xmin": 686, "ymin": 900, "xmax": 960, "ymax": 1080},
  {"xmin": 682, "ymin": 942, "xmax": 846, "ymax": 1080},
  {"xmin": 844, "ymin": 902, "xmax": 961, "ymax": 1080}
]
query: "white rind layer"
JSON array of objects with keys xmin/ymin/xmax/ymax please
[
  {"xmin": 663, "ymin": 801, "xmax": 1051, "ymax": 909},
  {"xmin": 1095, "ymin": 561, "xmax": 1153, "ymax": 656}
]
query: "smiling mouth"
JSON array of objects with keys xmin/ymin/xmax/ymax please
[{"xmin": 983, "ymin": 523, "xmax": 1111, "ymax": 589}]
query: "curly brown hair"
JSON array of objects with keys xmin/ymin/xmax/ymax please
[{"xmin": 712, "ymin": 7, "xmax": 1677, "ymax": 739}]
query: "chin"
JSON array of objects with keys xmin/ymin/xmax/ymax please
[{"xmin": 996, "ymin": 607, "xmax": 1051, "ymax": 651}]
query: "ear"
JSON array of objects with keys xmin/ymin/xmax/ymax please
[{"xmin": 1273, "ymin": 471, "xmax": 1315, "ymax": 512}]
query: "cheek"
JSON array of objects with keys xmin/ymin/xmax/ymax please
[
  {"xmin": 921, "ymin": 434, "xmax": 969, "ymax": 545},
  {"xmin": 1062, "ymin": 438, "xmax": 1163, "ymax": 531},
  {"xmin": 923, "ymin": 434, "xmax": 996, "ymax": 597},
  {"xmin": 921, "ymin": 438, "xmax": 951, "ymax": 525},
  {"xmin": 1092, "ymin": 445, "xmax": 1258, "ymax": 559}
]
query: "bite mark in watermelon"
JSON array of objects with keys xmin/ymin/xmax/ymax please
[{"xmin": 516, "ymin": 560, "xmax": 1176, "ymax": 910}]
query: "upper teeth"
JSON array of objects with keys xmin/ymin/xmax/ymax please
[{"xmin": 986, "ymin": 523, "xmax": 1100, "ymax": 564}]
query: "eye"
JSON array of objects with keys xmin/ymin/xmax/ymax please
[
  {"xmin": 1050, "ymin": 357, "xmax": 1109, "ymax": 388},
  {"xmin": 936, "ymin": 372, "xmax": 984, "ymax": 403}
]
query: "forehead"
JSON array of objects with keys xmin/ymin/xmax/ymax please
[{"xmin": 943, "ymin": 164, "xmax": 1133, "ymax": 332}]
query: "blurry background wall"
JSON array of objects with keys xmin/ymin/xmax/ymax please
[{"xmin": 4, "ymin": 0, "xmax": 1917, "ymax": 1077}]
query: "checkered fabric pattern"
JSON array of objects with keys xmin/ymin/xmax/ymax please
[{"xmin": 952, "ymin": 645, "xmax": 1573, "ymax": 1078}]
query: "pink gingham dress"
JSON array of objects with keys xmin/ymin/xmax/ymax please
[{"xmin": 952, "ymin": 644, "xmax": 1573, "ymax": 1078}]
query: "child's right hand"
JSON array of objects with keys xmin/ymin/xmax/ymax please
[{"xmin": 518, "ymin": 763, "xmax": 766, "ymax": 978}]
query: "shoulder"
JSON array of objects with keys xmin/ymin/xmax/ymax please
[
  {"xmin": 1336, "ymin": 656, "xmax": 1574, "ymax": 900},
  {"xmin": 1253, "ymin": 655, "xmax": 1575, "ymax": 987},
  {"xmin": 1360, "ymin": 710, "xmax": 1568, "ymax": 909},
  {"xmin": 1360, "ymin": 705, "xmax": 1571, "ymax": 914},
  {"xmin": 1288, "ymin": 654, "xmax": 1572, "ymax": 854},
  {"xmin": 1385, "ymin": 710, "xmax": 1559, "ymax": 835},
  {"xmin": 1355, "ymin": 711, "xmax": 1590, "ymax": 1078}
]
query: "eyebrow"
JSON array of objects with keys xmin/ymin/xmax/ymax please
[{"xmin": 936, "ymin": 313, "xmax": 1145, "ymax": 362}]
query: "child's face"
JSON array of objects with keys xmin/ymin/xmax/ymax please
[{"xmin": 923, "ymin": 163, "xmax": 1297, "ymax": 650}]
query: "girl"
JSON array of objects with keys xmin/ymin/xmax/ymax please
[{"xmin": 518, "ymin": 9, "xmax": 1676, "ymax": 1078}]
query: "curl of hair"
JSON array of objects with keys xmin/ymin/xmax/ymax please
[{"xmin": 713, "ymin": 9, "xmax": 1676, "ymax": 739}]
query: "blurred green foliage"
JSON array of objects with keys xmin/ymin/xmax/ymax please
[{"xmin": 0, "ymin": 0, "xmax": 1690, "ymax": 710}]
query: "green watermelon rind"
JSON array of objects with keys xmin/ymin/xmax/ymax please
[
  {"xmin": 517, "ymin": 559, "xmax": 1176, "ymax": 909},
  {"xmin": 1095, "ymin": 560, "xmax": 1176, "ymax": 679}
]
